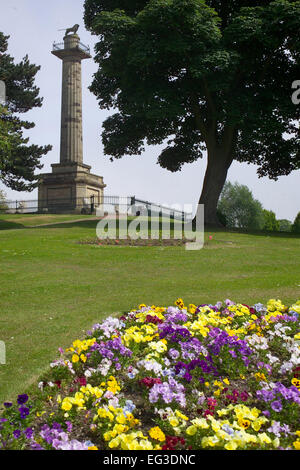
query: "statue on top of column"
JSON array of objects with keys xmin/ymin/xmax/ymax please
[{"xmin": 59, "ymin": 24, "xmax": 80, "ymax": 36}]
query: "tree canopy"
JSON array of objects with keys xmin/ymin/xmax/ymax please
[
  {"xmin": 84, "ymin": 0, "xmax": 300, "ymax": 225},
  {"xmin": 262, "ymin": 209, "xmax": 280, "ymax": 231},
  {"xmin": 217, "ymin": 181, "xmax": 264, "ymax": 229},
  {"xmin": 278, "ymin": 218, "xmax": 292, "ymax": 232},
  {"xmin": 0, "ymin": 32, "xmax": 51, "ymax": 191}
]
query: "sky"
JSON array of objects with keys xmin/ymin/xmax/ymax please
[{"xmin": 0, "ymin": 0, "xmax": 299, "ymax": 221}]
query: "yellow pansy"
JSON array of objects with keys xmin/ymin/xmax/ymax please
[
  {"xmin": 168, "ymin": 417, "xmax": 179, "ymax": 427},
  {"xmin": 257, "ymin": 433, "xmax": 271, "ymax": 445},
  {"xmin": 175, "ymin": 410, "xmax": 189, "ymax": 421},
  {"xmin": 188, "ymin": 304, "xmax": 197, "ymax": 314},
  {"xmin": 291, "ymin": 378, "xmax": 300, "ymax": 389},
  {"xmin": 191, "ymin": 418, "xmax": 209, "ymax": 429},
  {"xmin": 61, "ymin": 399, "xmax": 72, "ymax": 411},
  {"xmin": 293, "ymin": 440, "xmax": 300, "ymax": 450},
  {"xmin": 224, "ymin": 440, "xmax": 238, "ymax": 450},
  {"xmin": 186, "ymin": 425, "xmax": 198, "ymax": 436},
  {"xmin": 238, "ymin": 419, "xmax": 250, "ymax": 430},
  {"xmin": 72, "ymin": 354, "xmax": 79, "ymax": 363},
  {"xmin": 148, "ymin": 426, "xmax": 166, "ymax": 442},
  {"xmin": 175, "ymin": 298, "xmax": 185, "ymax": 309}
]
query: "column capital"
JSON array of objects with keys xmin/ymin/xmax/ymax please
[{"xmin": 52, "ymin": 34, "xmax": 91, "ymax": 61}]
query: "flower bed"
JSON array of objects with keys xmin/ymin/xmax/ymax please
[
  {"xmin": 79, "ymin": 237, "xmax": 193, "ymax": 247},
  {"xmin": 1, "ymin": 298, "xmax": 300, "ymax": 450}
]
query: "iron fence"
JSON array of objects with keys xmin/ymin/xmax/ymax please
[
  {"xmin": 52, "ymin": 41, "xmax": 91, "ymax": 55},
  {"xmin": 0, "ymin": 195, "xmax": 193, "ymax": 220},
  {"xmin": 132, "ymin": 198, "xmax": 193, "ymax": 221}
]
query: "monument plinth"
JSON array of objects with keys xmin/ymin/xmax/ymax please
[{"xmin": 38, "ymin": 29, "xmax": 106, "ymax": 214}]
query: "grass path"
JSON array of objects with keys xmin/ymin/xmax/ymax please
[{"xmin": 0, "ymin": 215, "xmax": 299, "ymax": 402}]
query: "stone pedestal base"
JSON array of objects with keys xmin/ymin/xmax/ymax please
[{"xmin": 38, "ymin": 163, "xmax": 106, "ymax": 214}]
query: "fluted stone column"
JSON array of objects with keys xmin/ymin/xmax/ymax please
[{"xmin": 52, "ymin": 34, "xmax": 90, "ymax": 165}]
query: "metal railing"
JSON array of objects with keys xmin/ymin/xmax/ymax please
[
  {"xmin": 0, "ymin": 195, "xmax": 192, "ymax": 219},
  {"xmin": 52, "ymin": 41, "xmax": 91, "ymax": 55},
  {"xmin": 131, "ymin": 198, "xmax": 193, "ymax": 221},
  {"xmin": 52, "ymin": 42, "xmax": 65, "ymax": 51},
  {"xmin": 79, "ymin": 42, "xmax": 90, "ymax": 55}
]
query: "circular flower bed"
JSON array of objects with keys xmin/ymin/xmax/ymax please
[{"xmin": 1, "ymin": 298, "xmax": 300, "ymax": 450}]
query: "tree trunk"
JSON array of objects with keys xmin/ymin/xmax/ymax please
[{"xmin": 199, "ymin": 147, "xmax": 233, "ymax": 227}]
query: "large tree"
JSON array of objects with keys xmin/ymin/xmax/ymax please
[
  {"xmin": 84, "ymin": 0, "xmax": 300, "ymax": 225},
  {"xmin": 0, "ymin": 32, "xmax": 51, "ymax": 191}
]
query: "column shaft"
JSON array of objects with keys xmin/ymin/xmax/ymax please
[{"xmin": 60, "ymin": 59, "xmax": 83, "ymax": 164}]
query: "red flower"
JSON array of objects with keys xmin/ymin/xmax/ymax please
[
  {"xmin": 292, "ymin": 366, "xmax": 300, "ymax": 379},
  {"xmin": 145, "ymin": 315, "xmax": 163, "ymax": 324},
  {"xmin": 74, "ymin": 376, "xmax": 87, "ymax": 387},
  {"xmin": 162, "ymin": 436, "xmax": 186, "ymax": 451},
  {"xmin": 240, "ymin": 391, "xmax": 249, "ymax": 401},
  {"xmin": 139, "ymin": 377, "xmax": 162, "ymax": 388},
  {"xmin": 207, "ymin": 397, "xmax": 217, "ymax": 409}
]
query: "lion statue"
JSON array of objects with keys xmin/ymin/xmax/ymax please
[{"xmin": 64, "ymin": 24, "xmax": 80, "ymax": 36}]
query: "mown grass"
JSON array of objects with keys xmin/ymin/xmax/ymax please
[
  {"xmin": 0, "ymin": 214, "xmax": 299, "ymax": 403},
  {"xmin": 0, "ymin": 213, "xmax": 99, "ymax": 230}
]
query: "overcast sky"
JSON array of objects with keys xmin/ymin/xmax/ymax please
[{"xmin": 1, "ymin": 0, "xmax": 299, "ymax": 221}]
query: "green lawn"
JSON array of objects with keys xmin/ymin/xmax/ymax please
[
  {"xmin": 0, "ymin": 215, "xmax": 299, "ymax": 403},
  {"xmin": 0, "ymin": 213, "xmax": 99, "ymax": 230}
]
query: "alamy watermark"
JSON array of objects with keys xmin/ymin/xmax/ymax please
[
  {"xmin": 96, "ymin": 203, "xmax": 204, "ymax": 251},
  {"xmin": 292, "ymin": 80, "xmax": 300, "ymax": 105},
  {"xmin": 0, "ymin": 341, "xmax": 6, "ymax": 365}
]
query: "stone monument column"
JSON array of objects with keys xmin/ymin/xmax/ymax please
[
  {"xmin": 52, "ymin": 33, "xmax": 88, "ymax": 165},
  {"xmin": 38, "ymin": 27, "xmax": 106, "ymax": 214}
]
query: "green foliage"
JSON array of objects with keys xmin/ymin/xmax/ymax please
[
  {"xmin": 217, "ymin": 181, "xmax": 264, "ymax": 230},
  {"xmin": 0, "ymin": 105, "xmax": 12, "ymax": 153},
  {"xmin": 0, "ymin": 188, "xmax": 7, "ymax": 210},
  {"xmin": 84, "ymin": 0, "xmax": 300, "ymax": 175},
  {"xmin": 292, "ymin": 212, "xmax": 300, "ymax": 233},
  {"xmin": 278, "ymin": 219, "xmax": 292, "ymax": 232},
  {"xmin": 0, "ymin": 32, "xmax": 52, "ymax": 191},
  {"xmin": 262, "ymin": 209, "xmax": 280, "ymax": 232},
  {"xmin": 84, "ymin": 0, "xmax": 300, "ymax": 225}
]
